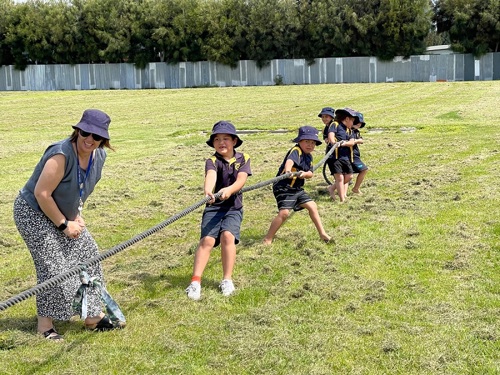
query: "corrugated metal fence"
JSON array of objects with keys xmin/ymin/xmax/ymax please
[{"xmin": 1, "ymin": 53, "xmax": 498, "ymax": 91}]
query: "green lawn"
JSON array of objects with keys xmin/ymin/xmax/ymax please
[{"xmin": 0, "ymin": 82, "xmax": 499, "ymax": 374}]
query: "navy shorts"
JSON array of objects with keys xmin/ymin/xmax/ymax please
[
  {"xmin": 200, "ymin": 208, "xmax": 243, "ymax": 247},
  {"xmin": 273, "ymin": 186, "xmax": 312, "ymax": 212},
  {"xmin": 327, "ymin": 158, "xmax": 353, "ymax": 175},
  {"xmin": 352, "ymin": 158, "xmax": 368, "ymax": 173}
]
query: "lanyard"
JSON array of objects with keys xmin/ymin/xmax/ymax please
[{"xmin": 76, "ymin": 151, "xmax": 93, "ymax": 216}]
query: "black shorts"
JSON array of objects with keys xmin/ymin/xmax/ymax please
[
  {"xmin": 327, "ymin": 158, "xmax": 353, "ymax": 175},
  {"xmin": 352, "ymin": 158, "xmax": 368, "ymax": 173},
  {"xmin": 273, "ymin": 186, "xmax": 312, "ymax": 212}
]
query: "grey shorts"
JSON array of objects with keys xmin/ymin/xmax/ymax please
[{"xmin": 200, "ymin": 208, "xmax": 243, "ymax": 247}]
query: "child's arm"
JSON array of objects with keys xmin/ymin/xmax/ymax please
[
  {"xmin": 204, "ymin": 169, "xmax": 217, "ymax": 203},
  {"xmin": 283, "ymin": 159, "xmax": 295, "ymax": 174},
  {"xmin": 299, "ymin": 170, "xmax": 313, "ymax": 179},
  {"xmin": 217, "ymin": 172, "xmax": 249, "ymax": 200},
  {"xmin": 327, "ymin": 131, "xmax": 337, "ymax": 144},
  {"xmin": 342, "ymin": 138, "xmax": 356, "ymax": 147},
  {"xmin": 283, "ymin": 158, "xmax": 312, "ymax": 179},
  {"xmin": 354, "ymin": 137, "xmax": 364, "ymax": 145}
]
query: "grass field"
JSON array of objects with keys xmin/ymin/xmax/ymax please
[{"xmin": 0, "ymin": 82, "xmax": 499, "ymax": 374}]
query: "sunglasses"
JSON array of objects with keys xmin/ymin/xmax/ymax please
[{"xmin": 79, "ymin": 129, "xmax": 104, "ymax": 141}]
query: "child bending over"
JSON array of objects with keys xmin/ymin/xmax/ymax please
[{"xmin": 263, "ymin": 126, "xmax": 331, "ymax": 245}]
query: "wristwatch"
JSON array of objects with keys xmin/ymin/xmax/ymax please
[{"xmin": 57, "ymin": 219, "xmax": 68, "ymax": 231}]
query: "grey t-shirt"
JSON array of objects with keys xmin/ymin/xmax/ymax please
[{"xmin": 19, "ymin": 138, "xmax": 106, "ymax": 220}]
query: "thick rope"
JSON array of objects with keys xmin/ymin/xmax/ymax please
[
  {"xmin": 322, "ymin": 162, "xmax": 333, "ymax": 186},
  {"xmin": 0, "ymin": 141, "xmax": 342, "ymax": 312}
]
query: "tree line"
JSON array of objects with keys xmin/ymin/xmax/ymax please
[{"xmin": 0, "ymin": 0, "xmax": 498, "ymax": 70}]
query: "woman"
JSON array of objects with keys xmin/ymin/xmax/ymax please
[{"xmin": 13, "ymin": 109, "xmax": 125, "ymax": 341}]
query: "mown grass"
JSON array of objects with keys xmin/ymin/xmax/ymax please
[{"xmin": 0, "ymin": 82, "xmax": 499, "ymax": 374}]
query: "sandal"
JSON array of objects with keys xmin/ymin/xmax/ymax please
[
  {"xmin": 42, "ymin": 328, "xmax": 64, "ymax": 342},
  {"xmin": 85, "ymin": 315, "xmax": 126, "ymax": 331}
]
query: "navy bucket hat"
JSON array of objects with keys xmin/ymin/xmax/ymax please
[
  {"xmin": 73, "ymin": 109, "xmax": 111, "ymax": 140},
  {"xmin": 293, "ymin": 125, "xmax": 322, "ymax": 146},
  {"xmin": 206, "ymin": 121, "xmax": 243, "ymax": 148},
  {"xmin": 318, "ymin": 107, "xmax": 335, "ymax": 118},
  {"xmin": 356, "ymin": 112, "xmax": 366, "ymax": 128},
  {"xmin": 335, "ymin": 107, "xmax": 360, "ymax": 124}
]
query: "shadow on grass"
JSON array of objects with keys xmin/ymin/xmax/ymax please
[
  {"xmin": 0, "ymin": 316, "xmax": 102, "ymax": 374},
  {"xmin": 126, "ymin": 271, "xmax": 224, "ymax": 300}
]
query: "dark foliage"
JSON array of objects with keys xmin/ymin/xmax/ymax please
[{"xmin": 0, "ymin": 0, "xmax": 497, "ymax": 70}]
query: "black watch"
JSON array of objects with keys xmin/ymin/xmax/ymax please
[{"xmin": 57, "ymin": 219, "xmax": 68, "ymax": 231}]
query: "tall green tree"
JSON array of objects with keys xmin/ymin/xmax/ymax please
[
  {"xmin": 0, "ymin": 0, "xmax": 15, "ymax": 67},
  {"xmin": 201, "ymin": 0, "xmax": 249, "ymax": 67},
  {"xmin": 370, "ymin": 0, "xmax": 432, "ymax": 60},
  {"xmin": 340, "ymin": 0, "xmax": 380, "ymax": 56},
  {"xmin": 245, "ymin": 0, "xmax": 300, "ymax": 67},
  {"xmin": 4, "ymin": 1, "xmax": 47, "ymax": 69},
  {"xmin": 77, "ymin": 0, "xmax": 143, "ymax": 63},
  {"xmin": 43, "ymin": 0, "xmax": 84, "ymax": 64},
  {"xmin": 146, "ymin": 0, "xmax": 205, "ymax": 64},
  {"xmin": 5, "ymin": 0, "xmax": 59, "ymax": 67},
  {"xmin": 295, "ymin": 0, "xmax": 342, "ymax": 62},
  {"xmin": 434, "ymin": 0, "xmax": 500, "ymax": 56}
]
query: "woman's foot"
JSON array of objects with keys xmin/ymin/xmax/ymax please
[
  {"xmin": 41, "ymin": 328, "xmax": 64, "ymax": 342},
  {"xmin": 85, "ymin": 314, "xmax": 126, "ymax": 331}
]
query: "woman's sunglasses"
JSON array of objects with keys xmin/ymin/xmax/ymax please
[{"xmin": 79, "ymin": 129, "xmax": 104, "ymax": 141}]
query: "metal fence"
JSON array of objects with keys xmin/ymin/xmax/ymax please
[{"xmin": 1, "ymin": 53, "xmax": 498, "ymax": 91}]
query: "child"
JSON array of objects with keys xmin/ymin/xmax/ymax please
[
  {"xmin": 318, "ymin": 107, "xmax": 336, "ymax": 145},
  {"xmin": 326, "ymin": 108, "xmax": 357, "ymax": 203},
  {"xmin": 185, "ymin": 121, "xmax": 252, "ymax": 300},
  {"xmin": 318, "ymin": 107, "xmax": 338, "ymax": 199},
  {"xmin": 263, "ymin": 126, "xmax": 331, "ymax": 244},
  {"xmin": 351, "ymin": 112, "xmax": 368, "ymax": 194}
]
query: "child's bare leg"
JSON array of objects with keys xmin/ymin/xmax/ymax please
[
  {"xmin": 263, "ymin": 209, "xmax": 289, "ymax": 245},
  {"xmin": 192, "ymin": 236, "xmax": 216, "ymax": 278},
  {"xmin": 343, "ymin": 174, "xmax": 352, "ymax": 200},
  {"xmin": 220, "ymin": 231, "xmax": 236, "ymax": 280},
  {"xmin": 302, "ymin": 201, "xmax": 331, "ymax": 242},
  {"xmin": 334, "ymin": 173, "xmax": 346, "ymax": 202},
  {"xmin": 352, "ymin": 169, "xmax": 368, "ymax": 194},
  {"xmin": 327, "ymin": 184, "xmax": 336, "ymax": 200}
]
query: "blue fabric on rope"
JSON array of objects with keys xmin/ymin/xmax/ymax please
[{"xmin": 72, "ymin": 269, "xmax": 126, "ymax": 323}]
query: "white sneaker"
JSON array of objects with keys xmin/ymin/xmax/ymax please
[
  {"xmin": 219, "ymin": 279, "xmax": 235, "ymax": 297},
  {"xmin": 185, "ymin": 281, "xmax": 201, "ymax": 300}
]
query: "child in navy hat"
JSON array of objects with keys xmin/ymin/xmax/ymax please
[
  {"xmin": 325, "ymin": 108, "xmax": 357, "ymax": 203},
  {"xmin": 350, "ymin": 112, "xmax": 368, "ymax": 194},
  {"xmin": 185, "ymin": 121, "xmax": 252, "ymax": 300},
  {"xmin": 318, "ymin": 107, "xmax": 336, "ymax": 145},
  {"xmin": 318, "ymin": 106, "xmax": 338, "ymax": 198},
  {"xmin": 263, "ymin": 126, "xmax": 331, "ymax": 244}
]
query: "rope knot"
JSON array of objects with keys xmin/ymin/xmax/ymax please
[{"xmin": 72, "ymin": 270, "xmax": 126, "ymax": 324}]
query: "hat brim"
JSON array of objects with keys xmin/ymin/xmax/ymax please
[
  {"xmin": 318, "ymin": 112, "xmax": 335, "ymax": 118},
  {"xmin": 206, "ymin": 135, "xmax": 243, "ymax": 148},
  {"xmin": 293, "ymin": 137, "xmax": 322, "ymax": 146},
  {"xmin": 73, "ymin": 124, "xmax": 110, "ymax": 140}
]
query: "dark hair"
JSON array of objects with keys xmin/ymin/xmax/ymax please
[
  {"xmin": 335, "ymin": 112, "xmax": 352, "ymax": 123},
  {"xmin": 70, "ymin": 129, "xmax": 115, "ymax": 151}
]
